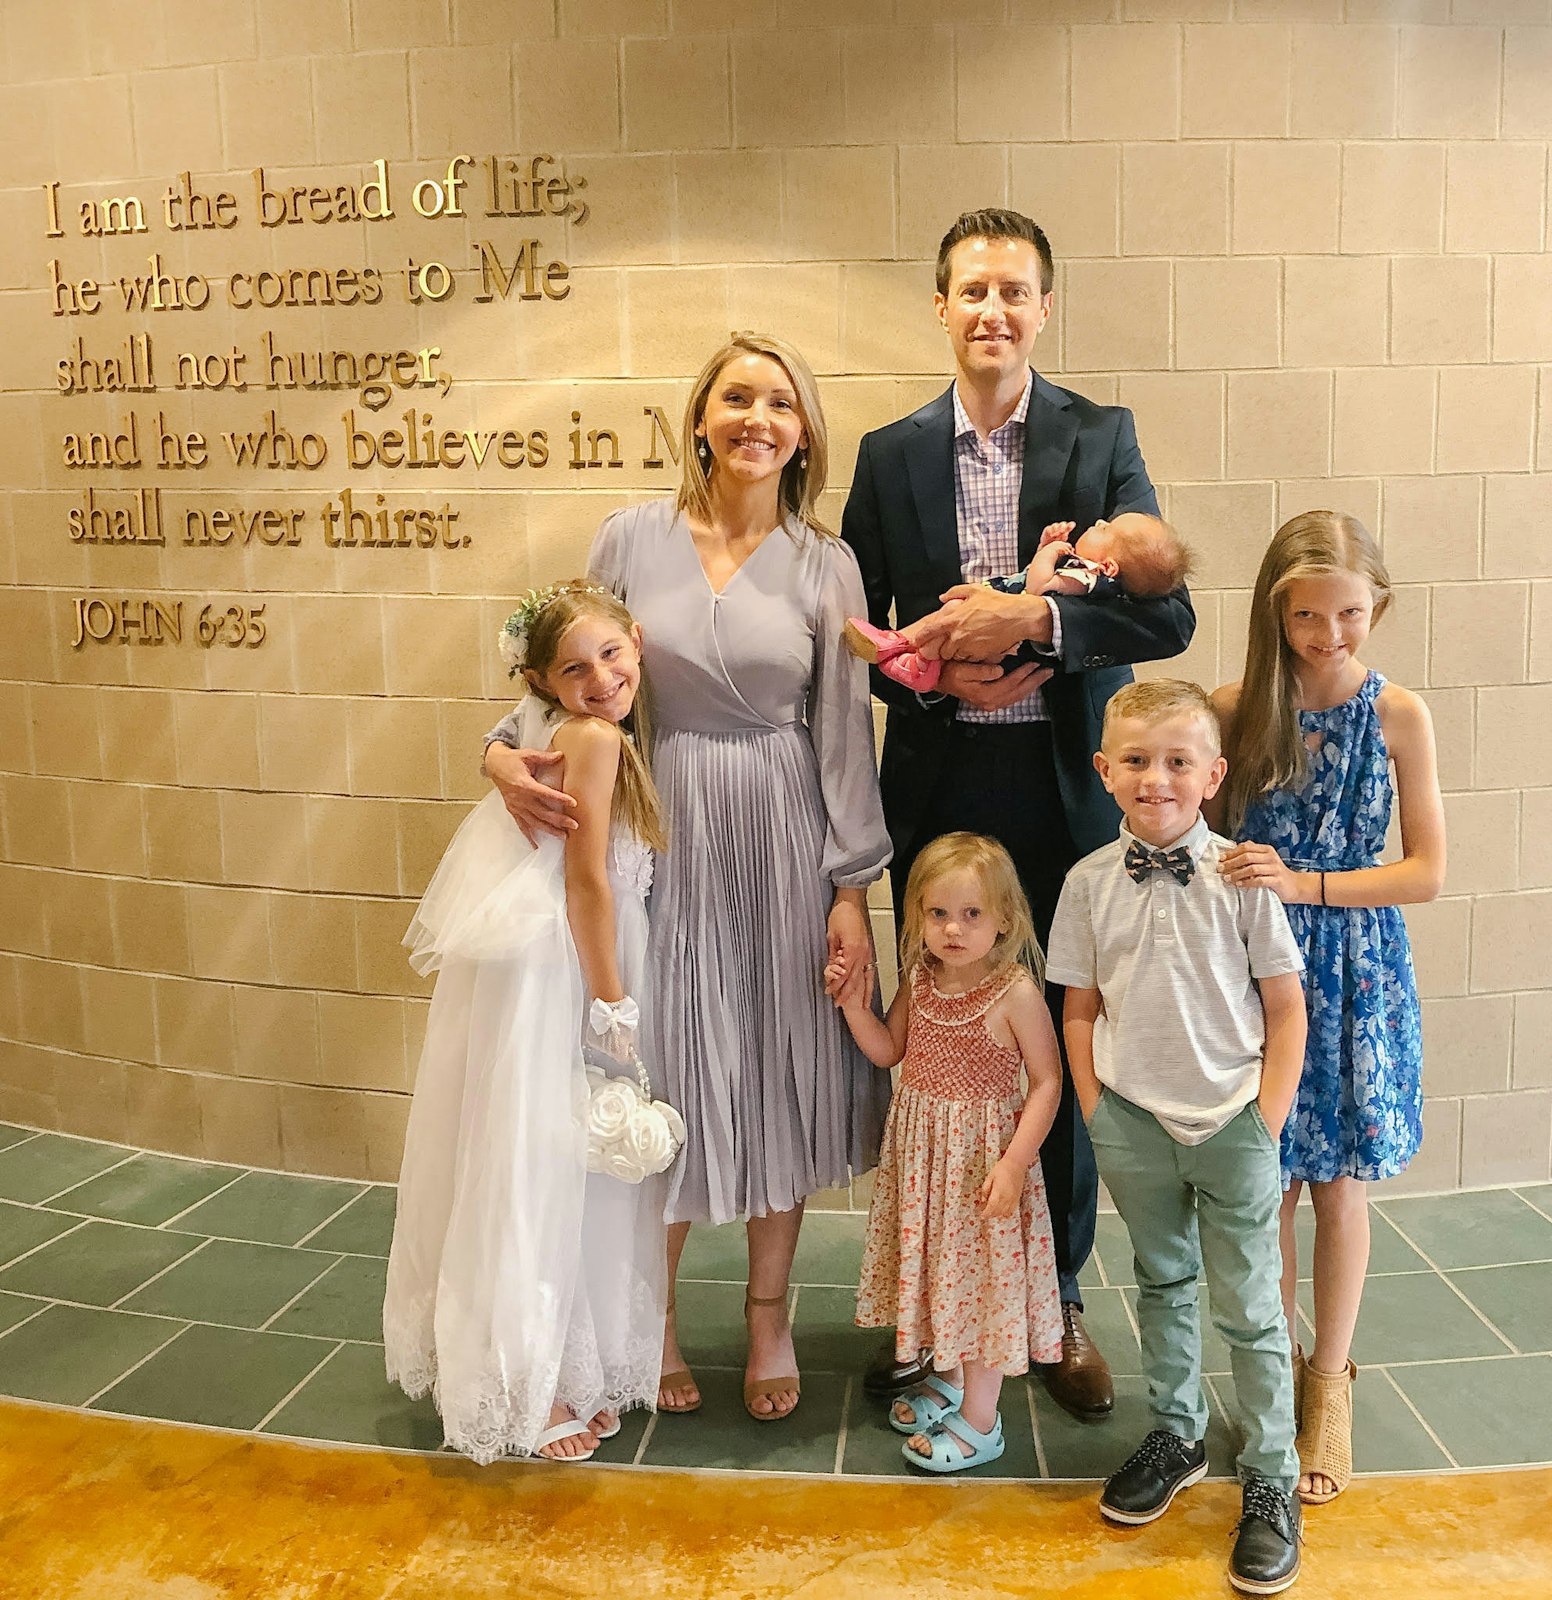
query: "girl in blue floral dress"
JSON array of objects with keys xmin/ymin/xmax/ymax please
[{"xmin": 1210, "ymin": 511, "xmax": 1446, "ymax": 1508}]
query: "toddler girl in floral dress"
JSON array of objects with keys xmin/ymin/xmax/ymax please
[{"xmin": 828, "ymin": 831, "xmax": 1064, "ymax": 1472}]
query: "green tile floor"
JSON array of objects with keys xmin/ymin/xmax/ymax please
[{"xmin": 2, "ymin": 1120, "xmax": 1551, "ymax": 1480}]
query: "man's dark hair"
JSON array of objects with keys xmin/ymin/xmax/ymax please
[{"xmin": 935, "ymin": 208, "xmax": 1053, "ymax": 297}]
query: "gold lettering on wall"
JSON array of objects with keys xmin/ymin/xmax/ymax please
[
  {"xmin": 40, "ymin": 154, "xmax": 676, "ymax": 662},
  {"xmin": 68, "ymin": 596, "xmax": 269, "ymax": 649}
]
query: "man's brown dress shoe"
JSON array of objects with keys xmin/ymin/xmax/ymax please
[
  {"xmin": 862, "ymin": 1338, "xmax": 935, "ymax": 1399},
  {"xmin": 1037, "ymin": 1303, "xmax": 1114, "ymax": 1419}
]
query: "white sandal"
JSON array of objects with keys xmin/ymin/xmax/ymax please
[{"xmin": 533, "ymin": 1417, "xmax": 597, "ymax": 1461}]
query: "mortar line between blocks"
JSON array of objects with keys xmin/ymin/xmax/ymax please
[
  {"xmin": 252, "ymin": 1341, "xmax": 348, "ymax": 1434},
  {"xmin": 1371, "ymin": 1212, "xmax": 1525, "ymax": 1357},
  {"xmin": 82, "ymin": 1320, "xmax": 197, "ymax": 1409},
  {"xmin": 1379, "ymin": 1363, "xmax": 1461, "ymax": 1472},
  {"xmin": 833, "ymin": 1374, "xmax": 851, "ymax": 1475},
  {"xmin": 0, "ymin": 1280, "xmax": 396, "ymax": 1347},
  {"xmin": 0, "ymin": 1298, "xmax": 55, "ymax": 1348},
  {"xmin": 39, "ymin": 1148, "xmax": 142, "ymax": 1207},
  {"xmin": 258, "ymin": 1253, "xmax": 350, "ymax": 1332},
  {"xmin": 0, "ymin": 1216, "xmax": 91, "ymax": 1274},
  {"xmin": 631, "ymin": 1410, "xmax": 658, "ymax": 1467},
  {"xmin": 1116, "ymin": 1279, "xmax": 1142, "ymax": 1348},
  {"xmin": 109, "ymin": 1235, "xmax": 215, "ymax": 1310},
  {"xmin": 294, "ymin": 1186, "xmax": 374, "ymax": 1248},
  {"xmin": 157, "ymin": 1166, "xmax": 255, "ymax": 1228}
]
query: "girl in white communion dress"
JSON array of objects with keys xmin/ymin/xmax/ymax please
[{"xmin": 383, "ymin": 581, "xmax": 671, "ymax": 1462}]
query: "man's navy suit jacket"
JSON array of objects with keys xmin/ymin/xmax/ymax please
[{"xmin": 842, "ymin": 372, "xmax": 1197, "ymax": 863}]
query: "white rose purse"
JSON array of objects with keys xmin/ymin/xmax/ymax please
[{"xmin": 584, "ymin": 998, "xmax": 686, "ymax": 1184}]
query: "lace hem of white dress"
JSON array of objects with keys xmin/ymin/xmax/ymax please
[{"xmin": 384, "ymin": 1295, "xmax": 663, "ymax": 1467}]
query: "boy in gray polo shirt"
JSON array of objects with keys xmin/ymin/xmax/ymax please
[{"xmin": 1046, "ymin": 680, "xmax": 1307, "ymax": 1597}]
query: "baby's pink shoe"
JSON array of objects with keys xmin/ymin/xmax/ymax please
[
  {"xmin": 843, "ymin": 617, "xmax": 942, "ymax": 691},
  {"xmin": 843, "ymin": 617, "xmax": 908, "ymax": 664},
  {"xmin": 877, "ymin": 650, "xmax": 942, "ymax": 692}
]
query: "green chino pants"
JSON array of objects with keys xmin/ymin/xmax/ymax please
[{"xmin": 1088, "ymin": 1088, "xmax": 1298, "ymax": 1492}]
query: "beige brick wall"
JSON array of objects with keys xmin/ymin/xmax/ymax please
[{"xmin": 1, "ymin": 2, "xmax": 1548, "ymax": 1193}]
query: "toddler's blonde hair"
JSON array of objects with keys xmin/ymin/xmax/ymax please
[{"xmin": 898, "ymin": 832, "xmax": 1043, "ymax": 987}]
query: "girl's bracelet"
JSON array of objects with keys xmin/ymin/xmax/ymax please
[{"xmin": 1319, "ymin": 870, "xmax": 1327, "ymax": 907}]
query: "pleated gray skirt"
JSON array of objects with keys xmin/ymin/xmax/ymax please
[{"xmin": 645, "ymin": 721, "xmax": 891, "ymax": 1225}]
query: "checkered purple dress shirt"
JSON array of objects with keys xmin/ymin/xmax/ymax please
[{"xmin": 951, "ymin": 379, "xmax": 1054, "ymax": 725}]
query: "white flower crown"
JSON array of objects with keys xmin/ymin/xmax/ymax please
[{"xmin": 497, "ymin": 581, "xmax": 612, "ymax": 677}]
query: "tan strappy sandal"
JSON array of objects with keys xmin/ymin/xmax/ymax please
[
  {"xmin": 1297, "ymin": 1357, "xmax": 1356, "ymax": 1505},
  {"xmin": 743, "ymin": 1288, "xmax": 800, "ymax": 1422},
  {"xmin": 658, "ymin": 1288, "xmax": 701, "ymax": 1415}
]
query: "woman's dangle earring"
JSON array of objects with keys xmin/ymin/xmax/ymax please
[
  {"xmin": 799, "ymin": 450, "xmax": 808, "ymax": 470},
  {"xmin": 698, "ymin": 437, "xmax": 712, "ymax": 464}
]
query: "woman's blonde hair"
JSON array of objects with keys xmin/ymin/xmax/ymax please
[
  {"xmin": 898, "ymin": 832, "xmax": 1044, "ymax": 987},
  {"xmin": 1221, "ymin": 510, "xmax": 1391, "ymax": 833},
  {"xmin": 676, "ymin": 331, "xmax": 833, "ymax": 539},
  {"xmin": 520, "ymin": 582, "xmax": 668, "ymax": 854}
]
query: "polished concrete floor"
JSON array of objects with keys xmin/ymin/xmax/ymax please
[{"xmin": 6, "ymin": 1401, "xmax": 1552, "ymax": 1599}]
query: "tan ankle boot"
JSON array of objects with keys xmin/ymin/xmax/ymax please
[{"xmin": 1297, "ymin": 1358, "xmax": 1356, "ymax": 1505}]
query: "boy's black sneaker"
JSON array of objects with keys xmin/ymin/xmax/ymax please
[
  {"xmin": 1229, "ymin": 1473, "xmax": 1302, "ymax": 1595},
  {"xmin": 1098, "ymin": 1429, "xmax": 1209, "ymax": 1524}
]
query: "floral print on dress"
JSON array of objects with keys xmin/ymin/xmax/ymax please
[
  {"xmin": 1241, "ymin": 670, "xmax": 1423, "ymax": 1186},
  {"xmin": 855, "ymin": 965, "xmax": 1064, "ymax": 1375}
]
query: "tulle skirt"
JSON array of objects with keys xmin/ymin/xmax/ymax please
[{"xmin": 383, "ymin": 790, "xmax": 666, "ymax": 1461}]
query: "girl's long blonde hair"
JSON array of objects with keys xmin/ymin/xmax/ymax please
[
  {"xmin": 1221, "ymin": 510, "xmax": 1391, "ymax": 833},
  {"xmin": 898, "ymin": 832, "xmax": 1044, "ymax": 988},
  {"xmin": 676, "ymin": 331, "xmax": 834, "ymax": 540},
  {"xmin": 520, "ymin": 583, "xmax": 668, "ymax": 854}
]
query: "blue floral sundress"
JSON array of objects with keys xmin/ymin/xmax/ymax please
[{"xmin": 1241, "ymin": 670, "xmax": 1423, "ymax": 1186}]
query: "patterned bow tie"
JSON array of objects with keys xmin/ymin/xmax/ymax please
[{"xmin": 1124, "ymin": 841, "xmax": 1195, "ymax": 886}]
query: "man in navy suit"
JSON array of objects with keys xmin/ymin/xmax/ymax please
[{"xmin": 843, "ymin": 209, "xmax": 1195, "ymax": 1420}]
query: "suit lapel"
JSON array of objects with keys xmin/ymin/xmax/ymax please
[
  {"xmin": 903, "ymin": 387, "xmax": 961, "ymax": 586},
  {"xmin": 1018, "ymin": 373, "xmax": 1079, "ymax": 565}
]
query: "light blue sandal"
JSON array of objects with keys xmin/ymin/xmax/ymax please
[
  {"xmin": 901, "ymin": 1410, "xmax": 1005, "ymax": 1474},
  {"xmin": 888, "ymin": 1374, "xmax": 965, "ymax": 1436}
]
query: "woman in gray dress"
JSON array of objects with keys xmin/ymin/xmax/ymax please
[{"xmin": 484, "ymin": 333, "xmax": 891, "ymax": 1421}]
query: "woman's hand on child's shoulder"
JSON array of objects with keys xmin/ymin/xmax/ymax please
[{"xmin": 486, "ymin": 741, "xmax": 576, "ymax": 843}]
